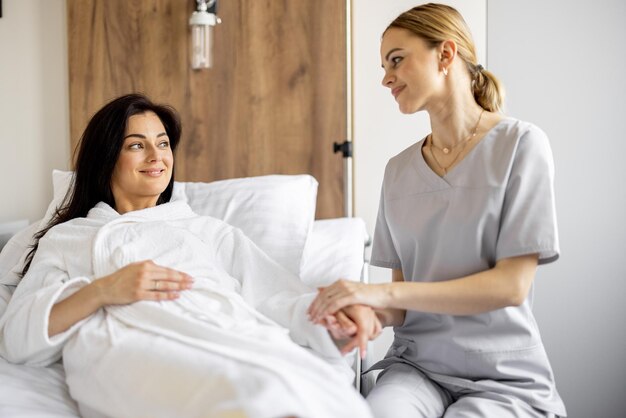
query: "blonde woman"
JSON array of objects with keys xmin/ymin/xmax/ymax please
[{"xmin": 309, "ymin": 4, "xmax": 565, "ymax": 417}]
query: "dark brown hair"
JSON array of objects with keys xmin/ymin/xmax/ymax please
[{"xmin": 21, "ymin": 93, "xmax": 182, "ymax": 277}]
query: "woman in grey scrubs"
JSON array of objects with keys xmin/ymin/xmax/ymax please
[{"xmin": 308, "ymin": 3, "xmax": 565, "ymax": 417}]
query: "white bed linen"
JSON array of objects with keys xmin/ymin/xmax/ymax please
[
  {"xmin": 0, "ymin": 357, "xmax": 79, "ymax": 417},
  {"xmin": 300, "ymin": 217, "xmax": 369, "ymax": 287}
]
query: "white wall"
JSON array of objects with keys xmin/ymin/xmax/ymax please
[
  {"xmin": 0, "ymin": 0, "xmax": 70, "ymax": 224},
  {"xmin": 488, "ymin": 1, "xmax": 626, "ymax": 416},
  {"xmin": 352, "ymin": 0, "xmax": 487, "ymax": 372}
]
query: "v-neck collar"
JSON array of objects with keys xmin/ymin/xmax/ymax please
[{"xmin": 412, "ymin": 118, "xmax": 514, "ymax": 189}]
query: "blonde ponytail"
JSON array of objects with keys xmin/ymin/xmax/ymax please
[{"xmin": 472, "ymin": 66, "xmax": 505, "ymax": 113}]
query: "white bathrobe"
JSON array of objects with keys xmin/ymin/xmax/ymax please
[{"xmin": 0, "ymin": 201, "xmax": 372, "ymax": 418}]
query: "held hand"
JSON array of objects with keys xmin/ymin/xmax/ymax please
[
  {"xmin": 339, "ymin": 304, "xmax": 382, "ymax": 358},
  {"xmin": 94, "ymin": 260, "xmax": 194, "ymax": 305},
  {"xmin": 307, "ymin": 280, "xmax": 390, "ymax": 322},
  {"xmin": 320, "ymin": 311, "xmax": 358, "ymax": 340},
  {"xmin": 319, "ymin": 305, "xmax": 382, "ymax": 358}
]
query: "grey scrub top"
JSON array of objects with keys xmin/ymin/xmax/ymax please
[{"xmin": 370, "ymin": 118, "xmax": 566, "ymax": 416}]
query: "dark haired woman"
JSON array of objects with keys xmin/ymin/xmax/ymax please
[
  {"xmin": 309, "ymin": 4, "xmax": 565, "ymax": 417},
  {"xmin": 0, "ymin": 94, "xmax": 376, "ymax": 418}
]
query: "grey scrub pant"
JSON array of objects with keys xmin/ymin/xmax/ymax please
[{"xmin": 366, "ymin": 363, "xmax": 557, "ymax": 418}]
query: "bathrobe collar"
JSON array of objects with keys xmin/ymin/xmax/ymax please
[{"xmin": 87, "ymin": 200, "xmax": 196, "ymax": 224}]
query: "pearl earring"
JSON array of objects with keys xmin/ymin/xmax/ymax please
[{"xmin": 443, "ymin": 67, "xmax": 448, "ymax": 76}]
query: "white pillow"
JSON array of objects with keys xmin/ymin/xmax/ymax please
[
  {"xmin": 181, "ymin": 175, "xmax": 318, "ymax": 275},
  {"xmin": 46, "ymin": 170, "xmax": 317, "ymax": 276},
  {"xmin": 40, "ymin": 169, "xmax": 75, "ymax": 229},
  {"xmin": 300, "ymin": 218, "xmax": 369, "ymax": 288},
  {"xmin": 0, "ymin": 222, "xmax": 40, "ymax": 282}
]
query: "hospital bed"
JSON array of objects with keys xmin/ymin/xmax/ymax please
[{"xmin": 0, "ymin": 171, "xmax": 371, "ymax": 416}]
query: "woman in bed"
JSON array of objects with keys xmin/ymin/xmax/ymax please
[
  {"xmin": 0, "ymin": 93, "xmax": 377, "ymax": 418},
  {"xmin": 308, "ymin": 3, "xmax": 565, "ymax": 418}
]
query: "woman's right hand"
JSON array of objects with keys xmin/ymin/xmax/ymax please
[
  {"xmin": 94, "ymin": 260, "xmax": 194, "ymax": 305},
  {"xmin": 49, "ymin": 260, "xmax": 193, "ymax": 338}
]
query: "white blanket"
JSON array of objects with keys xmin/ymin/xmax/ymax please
[{"xmin": 0, "ymin": 201, "xmax": 372, "ymax": 418}]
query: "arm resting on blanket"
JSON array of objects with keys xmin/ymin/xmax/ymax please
[{"xmin": 49, "ymin": 260, "xmax": 193, "ymax": 336}]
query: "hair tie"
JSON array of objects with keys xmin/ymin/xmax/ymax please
[{"xmin": 476, "ymin": 64, "xmax": 484, "ymax": 72}]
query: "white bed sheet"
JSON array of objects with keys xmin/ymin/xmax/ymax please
[{"xmin": 0, "ymin": 357, "xmax": 79, "ymax": 417}]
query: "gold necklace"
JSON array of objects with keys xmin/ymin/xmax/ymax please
[
  {"xmin": 430, "ymin": 139, "xmax": 463, "ymax": 155},
  {"xmin": 428, "ymin": 109, "xmax": 485, "ymax": 175}
]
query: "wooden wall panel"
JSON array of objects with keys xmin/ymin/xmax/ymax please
[{"xmin": 68, "ymin": 0, "xmax": 346, "ymax": 219}]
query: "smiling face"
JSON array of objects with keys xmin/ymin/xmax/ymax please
[
  {"xmin": 380, "ymin": 27, "xmax": 444, "ymax": 114},
  {"xmin": 110, "ymin": 111, "xmax": 173, "ymax": 213}
]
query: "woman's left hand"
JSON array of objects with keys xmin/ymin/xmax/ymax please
[{"xmin": 307, "ymin": 280, "xmax": 390, "ymax": 323}]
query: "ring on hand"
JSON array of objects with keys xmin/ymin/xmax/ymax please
[{"xmin": 154, "ymin": 280, "xmax": 160, "ymax": 291}]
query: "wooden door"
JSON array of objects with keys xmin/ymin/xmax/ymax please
[{"xmin": 68, "ymin": 0, "xmax": 346, "ymax": 218}]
